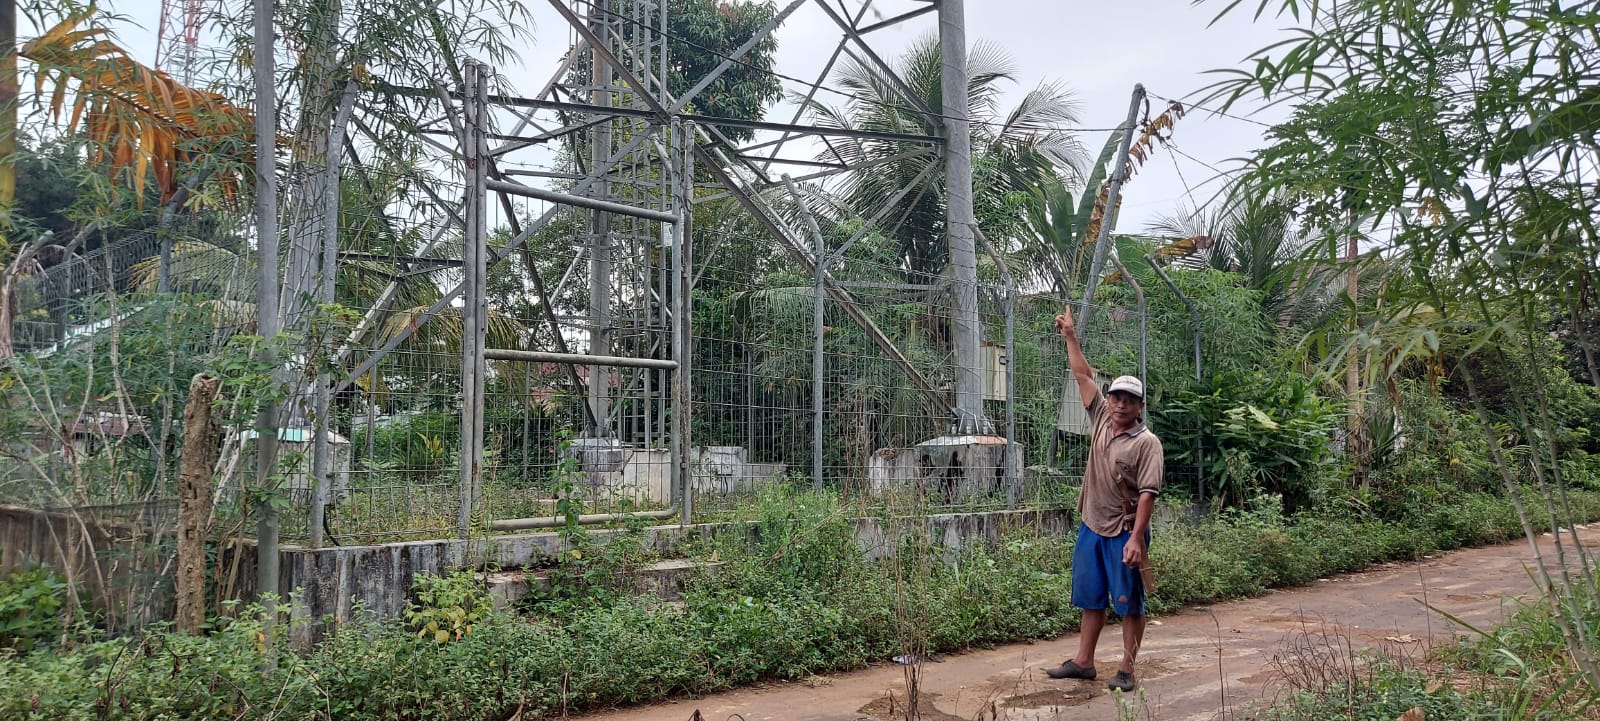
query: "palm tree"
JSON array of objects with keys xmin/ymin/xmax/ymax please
[
  {"xmin": 806, "ymin": 34, "xmax": 1085, "ymax": 280},
  {"xmin": 1143, "ymin": 187, "xmax": 1392, "ymax": 335},
  {"xmin": 1146, "ymin": 194, "xmax": 1312, "ymax": 318}
]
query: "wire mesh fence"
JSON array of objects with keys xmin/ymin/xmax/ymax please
[
  {"xmin": 2, "ymin": 154, "xmax": 1149, "ymax": 563},
  {"xmin": 687, "ymin": 204, "xmax": 1148, "ymax": 516},
  {"xmin": 2, "ymin": 221, "xmax": 1148, "ymax": 555}
]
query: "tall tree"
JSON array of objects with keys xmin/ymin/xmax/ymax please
[
  {"xmin": 1203, "ymin": 0, "xmax": 1600, "ymax": 686},
  {"xmin": 2, "ymin": 0, "xmax": 16, "ymax": 250},
  {"xmin": 663, "ymin": 0, "xmax": 782, "ymax": 142}
]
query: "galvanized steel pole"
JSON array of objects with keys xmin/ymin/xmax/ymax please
[
  {"xmin": 1146, "ymin": 254, "xmax": 1201, "ymax": 381},
  {"xmin": 781, "ymin": 175, "xmax": 828, "ymax": 490},
  {"xmin": 1111, "ymin": 257, "xmax": 1148, "ymax": 424},
  {"xmin": 973, "ymin": 226, "xmax": 1018, "ymax": 505}
]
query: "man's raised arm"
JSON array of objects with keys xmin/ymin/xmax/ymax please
[{"xmin": 1055, "ymin": 308, "xmax": 1099, "ymax": 410}]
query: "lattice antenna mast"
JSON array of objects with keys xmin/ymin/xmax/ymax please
[
  {"xmin": 155, "ymin": 0, "xmax": 208, "ymax": 83},
  {"xmin": 570, "ymin": 0, "xmax": 672, "ymax": 444}
]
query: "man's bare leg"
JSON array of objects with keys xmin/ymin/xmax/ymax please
[
  {"xmin": 1119, "ymin": 613, "xmax": 1146, "ymax": 675},
  {"xmin": 1074, "ymin": 609, "xmax": 1106, "ymax": 669}
]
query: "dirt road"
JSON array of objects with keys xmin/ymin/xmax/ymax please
[{"xmin": 584, "ymin": 527, "xmax": 1597, "ymax": 721}]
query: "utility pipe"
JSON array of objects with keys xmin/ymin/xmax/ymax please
[{"xmin": 489, "ymin": 507, "xmax": 678, "ymax": 531}]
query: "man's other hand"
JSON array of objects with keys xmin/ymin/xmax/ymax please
[{"xmin": 1123, "ymin": 538, "xmax": 1147, "ymax": 568}]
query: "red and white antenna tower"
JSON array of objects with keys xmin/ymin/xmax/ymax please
[{"xmin": 155, "ymin": 0, "xmax": 210, "ymax": 83}]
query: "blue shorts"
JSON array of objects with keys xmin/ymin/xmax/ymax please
[{"xmin": 1071, "ymin": 523, "xmax": 1148, "ymax": 616}]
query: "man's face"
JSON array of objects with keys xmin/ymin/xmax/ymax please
[{"xmin": 1107, "ymin": 391, "xmax": 1144, "ymax": 427}]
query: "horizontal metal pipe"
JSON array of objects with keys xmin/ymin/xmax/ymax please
[
  {"xmin": 483, "ymin": 347, "xmax": 679, "ymax": 370},
  {"xmin": 488, "ymin": 508, "xmax": 678, "ymax": 531},
  {"xmin": 486, "ymin": 179, "xmax": 680, "ymax": 224},
  {"xmin": 391, "ymin": 85, "xmax": 942, "ymax": 146}
]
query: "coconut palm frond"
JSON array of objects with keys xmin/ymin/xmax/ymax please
[
  {"xmin": 372, "ymin": 305, "xmax": 525, "ymax": 357},
  {"xmin": 730, "ymin": 285, "xmax": 819, "ymax": 336},
  {"xmin": 202, "ymin": 299, "xmax": 258, "ymax": 329},
  {"xmin": 991, "ymin": 82, "xmax": 1087, "ymax": 178},
  {"xmin": 958, "ymin": 40, "xmax": 1017, "ymax": 118},
  {"xmin": 130, "ymin": 240, "xmax": 256, "ymax": 297},
  {"xmin": 809, "ymin": 34, "xmax": 1090, "ymax": 279}
]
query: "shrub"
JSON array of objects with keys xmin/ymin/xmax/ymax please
[
  {"xmin": 351, "ymin": 410, "xmax": 460, "ymax": 484},
  {"xmin": 0, "ymin": 567, "xmax": 68, "ymax": 652},
  {"xmin": 404, "ymin": 570, "xmax": 491, "ymax": 643},
  {"xmin": 1156, "ymin": 370, "xmax": 1342, "ymax": 511},
  {"xmin": 1258, "ymin": 663, "xmax": 1495, "ymax": 721}
]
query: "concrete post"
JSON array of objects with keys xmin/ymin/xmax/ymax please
[
  {"xmin": 458, "ymin": 62, "xmax": 489, "ymax": 539},
  {"xmin": 252, "ymin": 0, "xmax": 283, "ymax": 617},
  {"xmin": 671, "ymin": 121, "xmax": 694, "ymax": 524},
  {"xmin": 940, "ymin": 0, "xmax": 985, "ymax": 434},
  {"xmin": 1075, "ymin": 84, "xmax": 1145, "ymax": 341}
]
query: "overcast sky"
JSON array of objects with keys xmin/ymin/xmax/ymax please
[{"xmin": 70, "ymin": 0, "xmax": 1297, "ymax": 232}]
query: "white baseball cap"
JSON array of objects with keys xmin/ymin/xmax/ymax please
[{"xmin": 1108, "ymin": 375, "xmax": 1145, "ymax": 399}]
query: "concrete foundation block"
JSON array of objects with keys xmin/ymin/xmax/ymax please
[{"xmin": 869, "ymin": 435, "xmax": 1024, "ymax": 504}]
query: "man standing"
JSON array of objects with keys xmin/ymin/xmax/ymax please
[{"xmin": 1044, "ymin": 307, "xmax": 1164, "ymax": 693}]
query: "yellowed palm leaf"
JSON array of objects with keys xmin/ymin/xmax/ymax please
[
  {"xmin": 21, "ymin": 14, "xmax": 259, "ymax": 204},
  {"xmin": 1083, "ymin": 101, "xmax": 1188, "ymax": 246}
]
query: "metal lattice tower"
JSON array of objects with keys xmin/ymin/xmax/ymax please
[
  {"xmin": 155, "ymin": 0, "xmax": 209, "ymax": 82},
  {"xmin": 566, "ymin": 0, "xmax": 675, "ymax": 445}
]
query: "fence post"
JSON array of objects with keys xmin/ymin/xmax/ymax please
[
  {"xmin": 672, "ymin": 120, "xmax": 694, "ymax": 525},
  {"xmin": 781, "ymin": 175, "xmax": 828, "ymax": 491},
  {"xmin": 458, "ymin": 62, "xmax": 488, "ymax": 540}
]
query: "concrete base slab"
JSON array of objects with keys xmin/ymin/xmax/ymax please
[
  {"xmin": 481, "ymin": 559, "xmax": 725, "ymax": 611},
  {"xmin": 869, "ymin": 436, "xmax": 1024, "ymax": 504}
]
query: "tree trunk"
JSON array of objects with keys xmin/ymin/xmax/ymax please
[
  {"xmin": 0, "ymin": 243, "xmax": 41, "ymax": 359},
  {"xmin": 1572, "ymin": 312, "xmax": 1600, "ymax": 392},
  {"xmin": 0, "ymin": 270, "xmax": 15, "ymax": 360},
  {"xmin": 176, "ymin": 373, "xmax": 222, "ymax": 634}
]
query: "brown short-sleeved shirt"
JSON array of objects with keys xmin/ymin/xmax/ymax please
[{"xmin": 1078, "ymin": 389, "xmax": 1164, "ymax": 537}]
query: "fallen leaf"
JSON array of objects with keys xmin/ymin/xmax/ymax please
[{"xmin": 1425, "ymin": 680, "xmax": 1443, "ymax": 694}]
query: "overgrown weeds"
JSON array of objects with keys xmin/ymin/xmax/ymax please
[{"xmin": 7, "ymin": 486, "xmax": 1600, "ymax": 719}]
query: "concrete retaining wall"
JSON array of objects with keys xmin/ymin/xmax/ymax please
[
  {"xmin": 237, "ymin": 507, "xmax": 1074, "ymax": 644},
  {"xmin": 0, "ymin": 502, "xmax": 1075, "ymax": 645}
]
